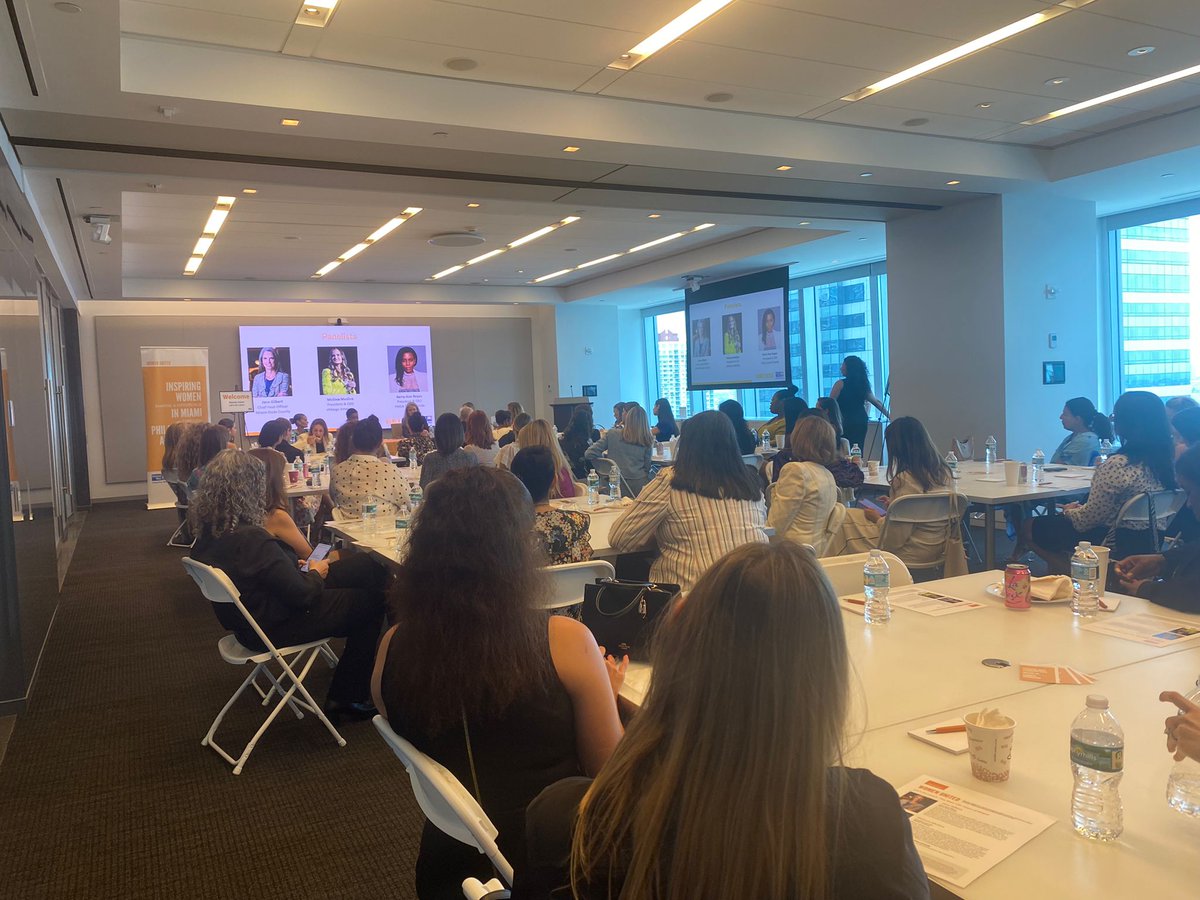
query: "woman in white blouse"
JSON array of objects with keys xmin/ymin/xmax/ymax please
[
  {"xmin": 767, "ymin": 417, "xmax": 844, "ymax": 556},
  {"xmin": 609, "ymin": 410, "xmax": 769, "ymax": 593},
  {"xmin": 1026, "ymin": 391, "xmax": 1176, "ymax": 572}
]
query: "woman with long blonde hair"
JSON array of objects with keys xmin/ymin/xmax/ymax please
[
  {"xmin": 321, "ymin": 347, "xmax": 357, "ymax": 395},
  {"xmin": 518, "ymin": 541, "xmax": 928, "ymax": 899},
  {"xmin": 516, "ymin": 418, "xmax": 576, "ymax": 498},
  {"xmin": 584, "ymin": 404, "xmax": 653, "ymax": 496}
]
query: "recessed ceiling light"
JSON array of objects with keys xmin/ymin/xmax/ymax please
[
  {"xmin": 242, "ymin": 188, "xmax": 257, "ymax": 194},
  {"xmin": 1045, "ymin": 76, "xmax": 1069, "ymax": 86},
  {"xmin": 296, "ymin": 0, "xmax": 337, "ymax": 27},
  {"xmin": 705, "ymin": 92, "xmax": 734, "ymax": 103},
  {"xmin": 842, "ymin": 1, "xmax": 1096, "ymax": 101},
  {"xmin": 53, "ymin": 2, "xmax": 81, "ymax": 12},
  {"xmin": 902, "ymin": 117, "xmax": 930, "ymax": 127},
  {"xmin": 1128, "ymin": 46, "xmax": 1155, "ymax": 57},
  {"xmin": 648, "ymin": 213, "xmax": 661, "ymax": 218},
  {"xmin": 516, "ymin": 269, "xmax": 525, "ymax": 274},
  {"xmin": 608, "ymin": 0, "xmax": 738, "ymax": 71},
  {"xmin": 280, "ymin": 118, "xmax": 301, "ymax": 127},
  {"xmin": 466, "ymin": 202, "xmax": 481, "ymax": 208},
  {"xmin": 562, "ymin": 146, "xmax": 581, "ymax": 153},
  {"xmin": 859, "ymin": 172, "xmax": 873, "ymax": 178},
  {"xmin": 427, "ymin": 216, "xmax": 581, "ymax": 279},
  {"xmin": 310, "ymin": 207, "xmax": 422, "ymax": 278},
  {"xmin": 181, "ymin": 195, "xmax": 236, "ymax": 276},
  {"xmin": 798, "ymin": 221, "xmax": 811, "ymax": 226},
  {"xmin": 946, "ymin": 180, "xmax": 961, "ymax": 185},
  {"xmin": 975, "ymin": 102, "xmax": 994, "ymax": 109},
  {"xmin": 1025, "ymin": 62, "xmax": 1200, "ymax": 125},
  {"xmin": 776, "ymin": 165, "xmax": 793, "ymax": 171},
  {"xmin": 445, "ymin": 57, "xmax": 479, "ymax": 71}
]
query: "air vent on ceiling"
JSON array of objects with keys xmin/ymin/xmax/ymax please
[{"xmin": 428, "ymin": 232, "xmax": 487, "ymax": 247}]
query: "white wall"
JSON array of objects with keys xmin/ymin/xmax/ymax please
[
  {"xmin": 554, "ymin": 303, "xmax": 622, "ymax": 415},
  {"xmin": 618, "ymin": 307, "xmax": 648, "ymax": 408}
]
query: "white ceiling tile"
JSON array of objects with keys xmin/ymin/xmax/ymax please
[
  {"xmin": 430, "ymin": 0, "xmax": 682, "ymax": 34},
  {"xmin": 1088, "ymin": 0, "xmax": 1200, "ymax": 36},
  {"xmin": 749, "ymin": 0, "xmax": 1052, "ymax": 41},
  {"xmin": 816, "ymin": 102, "xmax": 1015, "ymax": 139},
  {"xmin": 120, "ymin": 0, "xmax": 290, "ymax": 51},
  {"xmin": 862, "ymin": 78, "xmax": 1071, "ymax": 124},
  {"xmin": 121, "ymin": 0, "xmax": 300, "ymax": 21},
  {"xmin": 931, "ymin": 50, "xmax": 1175, "ymax": 101},
  {"xmin": 600, "ymin": 71, "xmax": 829, "ymax": 117},
  {"xmin": 984, "ymin": 122, "xmax": 1092, "ymax": 146}
]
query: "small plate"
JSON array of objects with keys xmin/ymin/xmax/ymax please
[{"xmin": 985, "ymin": 582, "xmax": 1071, "ymax": 604}]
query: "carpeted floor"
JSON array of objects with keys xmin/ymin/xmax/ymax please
[{"xmin": 0, "ymin": 502, "xmax": 424, "ymax": 899}]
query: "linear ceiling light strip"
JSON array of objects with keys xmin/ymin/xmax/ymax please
[
  {"xmin": 428, "ymin": 216, "xmax": 580, "ymax": 280},
  {"xmin": 531, "ymin": 223, "xmax": 714, "ymax": 283},
  {"xmin": 310, "ymin": 207, "xmax": 422, "ymax": 278},
  {"xmin": 607, "ymin": 0, "xmax": 738, "ymax": 71},
  {"xmin": 182, "ymin": 195, "xmax": 235, "ymax": 276},
  {"xmin": 841, "ymin": 0, "xmax": 1096, "ymax": 102},
  {"xmin": 1022, "ymin": 61, "xmax": 1200, "ymax": 125}
]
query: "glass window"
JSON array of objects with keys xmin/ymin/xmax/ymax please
[{"xmin": 1111, "ymin": 215, "xmax": 1199, "ymax": 399}]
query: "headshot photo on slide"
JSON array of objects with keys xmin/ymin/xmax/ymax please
[
  {"xmin": 319, "ymin": 346, "xmax": 359, "ymax": 395},
  {"xmin": 760, "ymin": 307, "xmax": 780, "ymax": 350},
  {"xmin": 691, "ymin": 318, "xmax": 711, "ymax": 358},
  {"xmin": 722, "ymin": 313, "xmax": 743, "ymax": 355},
  {"xmin": 389, "ymin": 344, "xmax": 426, "ymax": 392},
  {"xmin": 248, "ymin": 346, "xmax": 292, "ymax": 397}
]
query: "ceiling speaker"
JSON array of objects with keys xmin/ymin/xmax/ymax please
[{"xmin": 428, "ymin": 232, "xmax": 486, "ymax": 247}]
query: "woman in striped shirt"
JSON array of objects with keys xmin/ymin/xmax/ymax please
[{"xmin": 610, "ymin": 410, "xmax": 769, "ymax": 593}]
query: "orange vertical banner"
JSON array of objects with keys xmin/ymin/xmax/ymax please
[{"xmin": 141, "ymin": 347, "xmax": 209, "ymax": 509}]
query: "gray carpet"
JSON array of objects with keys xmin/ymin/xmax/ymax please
[{"xmin": 0, "ymin": 502, "xmax": 423, "ymax": 898}]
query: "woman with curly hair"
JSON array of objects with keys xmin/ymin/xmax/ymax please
[
  {"xmin": 190, "ymin": 450, "xmax": 387, "ymax": 722},
  {"xmin": 321, "ymin": 347, "xmax": 357, "ymax": 395}
]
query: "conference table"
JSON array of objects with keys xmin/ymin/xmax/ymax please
[
  {"xmin": 860, "ymin": 460, "xmax": 1095, "ymax": 569},
  {"xmin": 620, "ymin": 571, "xmax": 1200, "ymax": 899}
]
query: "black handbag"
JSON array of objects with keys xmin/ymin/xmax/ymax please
[{"xmin": 581, "ymin": 578, "xmax": 679, "ymax": 662}]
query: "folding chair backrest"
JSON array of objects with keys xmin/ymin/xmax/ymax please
[
  {"xmin": 819, "ymin": 551, "xmax": 913, "ymax": 596},
  {"xmin": 589, "ymin": 457, "xmax": 632, "ymax": 497},
  {"xmin": 881, "ymin": 492, "xmax": 962, "ymax": 525},
  {"xmin": 372, "ymin": 716, "xmax": 514, "ymax": 887},
  {"xmin": 543, "ymin": 560, "xmax": 616, "ymax": 610},
  {"xmin": 1107, "ymin": 490, "xmax": 1185, "ymax": 548},
  {"xmin": 954, "ymin": 437, "xmax": 974, "ymax": 461},
  {"xmin": 167, "ymin": 478, "xmax": 190, "ymax": 508},
  {"xmin": 181, "ymin": 557, "xmax": 277, "ymax": 652}
]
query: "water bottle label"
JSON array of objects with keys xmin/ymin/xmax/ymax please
[
  {"xmin": 1072, "ymin": 563, "xmax": 1100, "ymax": 581},
  {"xmin": 864, "ymin": 572, "xmax": 889, "ymax": 589},
  {"xmin": 1070, "ymin": 738, "xmax": 1123, "ymax": 772}
]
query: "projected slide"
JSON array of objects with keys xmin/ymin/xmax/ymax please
[
  {"xmin": 687, "ymin": 267, "xmax": 789, "ymax": 391},
  {"xmin": 239, "ymin": 325, "xmax": 434, "ymax": 434}
]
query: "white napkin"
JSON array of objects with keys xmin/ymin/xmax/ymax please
[{"xmin": 1030, "ymin": 575, "xmax": 1073, "ymax": 601}]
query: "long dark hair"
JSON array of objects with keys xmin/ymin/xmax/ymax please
[
  {"xmin": 672, "ymin": 411, "xmax": 761, "ymax": 501},
  {"xmin": 433, "ymin": 412, "xmax": 465, "ymax": 456},
  {"xmin": 842, "ymin": 355, "xmax": 869, "ymax": 389},
  {"xmin": 885, "ymin": 416, "xmax": 950, "ymax": 492},
  {"xmin": 385, "ymin": 466, "xmax": 552, "ymax": 734},
  {"xmin": 1173, "ymin": 406, "xmax": 1200, "ymax": 448},
  {"xmin": 247, "ymin": 447, "xmax": 288, "ymax": 513},
  {"xmin": 1064, "ymin": 397, "xmax": 1113, "ymax": 441},
  {"xmin": 1112, "ymin": 391, "xmax": 1176, "ymax": 489},
  {"xmin": 717, "ymin": 399, "xmax": 754, "ymax": 447},
  {"xmin": 197, "ymin": 424, "xmax": 227, "ymax": 470},
  {"xmin": 815, "ymin": 396, "xmax": 845, "ymax": 440},
  {"xmin": 781, "ymin": 396, "xmax": 810, "ymax": 448},
  {"xmin": 564, "ymin": 404, "xmax": 595, "ymax": 442},
  {"xmin": 653, "ymin": 398, "xmax": 677, "ymax": 430}
]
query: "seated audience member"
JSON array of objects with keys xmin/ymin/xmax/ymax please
[
  {"xmin": 247, "ymin": 447, "xmax": 314, "ymax": 559},
  {"xmin": 464, "ymin": 409, "xmax": 500, "ymax": 465},
  {"xmin": 499, "ymin": 411, "xmax": 531, "ymax": 450},
  {"xmin": 1114, "ymin": 444, "xmax": 1200, "ymax": 612},
  {"xmin": 370, "ymin": 466, "xmax": 623, "ymax": 898},
  {"xmin": 585, "ymin": 405, "xmax": 654, "ymax": 497},
  {"xmin": 516, "ymin": 542, "xmax": 929, "ymax": 900},
  {"xmin": 174, "ymin": 423, "xmax": 207, "ymax": 498},
  {"xmin": 833, "ymin": 416, "xmax": 954, "ymax": 565},
  {"xmin": 718, "ymin": 398, "xmax": 757, "ymax": 456},
  {"xmin": 396, "ymin": 413, "xmax": 435, "ymax": 465},
  {"xmin": 262, "ymin": 417, "xmax": 303, "ymax": 463},
  {"xmin": 291, "ymin": 413, "xmax": 309, "ymax": 436},
  {"xmin": 611, "ymin": 402, "xmax": 626, "ymax": 429},
  {"xmin": 187, "ymin": 423, "xmax": 230, "ymax": 492},
  {"xmin": 507, "ymin": 401, "xmax": 524, "ymax": 424},
  {"xmin": 560, "ymin": 405, "xmax": 598, "ymax": 478},
  {"xmin": 419, "ymin": 412, "xmax": 477, "ymax": 489},
  {"xmin": 511, "ymin": 446, "xmax": 593, "ymax": 564},
  {"xmin": 1026, "ymin": 391, "xmax": 1175, "ymax": 570},
  {"xmin": 345, "ymin": 408, "xmax": 360, "ymax": 423},
  {"xmin": 1160, "ymin": 689, "xmax": 1200, "ymax": 765},
  {"xmin": 1166, "ymin": 395, "xmax": 1198, "ymax": 422},
  {"xmin": 757, "ymin": 385, "xmax": 800, "ymax": 443},
  {"xmin": 330, "ymin": 415, "xmax": 409, "ymax": 518},
  {"xmin": 459, "ymin": 403, "xmax": 475, "ymax": 435},
  {"xmin": 303, "ymin": 418, "xmax": 330, "ymax": 455},
  {"xmin": 493, "ymin": 409, "xmax": 514, "ymax": 442},
  {"xmin": 399, "ymin": 402, "xmax": 421, "ymax": 437},
  {"xmin": 650, "ymin": 398, "xmax": 679, "ymax": 442},
  {"xmin": 333, "ymin": 419, "xmax": 356, "ymax": 465},
  {"xmin": 1172, "ymin": 406, "xmax": 1200, "ymax": 458},
  {"xmin": 767, "ymin": 417, "xmax": 843, "ymax": 556},
  {"xmin": 1052, "ymin": 397, "xmax": 1111, "ymax": 466},
  {"xmin": 610, "ymin": 410, "xmax": 768, "ymax": 593},
  {"xmin": 191, "ymin": 450, "xmax": 387, "ymax": 722},
  {"xmin": 515, "ymin": 419, "xmax": 577, "ymax": 498},
  {"xmin": 161, "ymin": 422, "xmax": 187, "ymax": 484},
  {"xmin": 217, "ymin": 417, "xmax": 237, "ymax": 448},
  {"xmin": 815, "ymin": 396, "xmax": 853, "ymax": 459}
]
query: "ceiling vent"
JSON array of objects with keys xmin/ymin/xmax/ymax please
[{"xmin": 428, "ymin": 232, "xmax": 487, "ymax": 248}]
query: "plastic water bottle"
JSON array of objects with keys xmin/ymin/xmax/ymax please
[
  {"xmin": 409, "ymin": 483, "xmax": 423, "ymax": 512},
  {"xmin": 609, "ymin": 464, "xmax": 621, "ymax": 501},
  {"xmin": 849, "ymin": 443, "xmax": 863, "ymax": 466},
  {"xmin": 1070, "ymin": 694, "xmax": 1124, "ymax": 841},
  {"xmin": 1098, "ymin": 439, "xmax": 1112, "ymax": 466},
  {"xmin": 586, "ymin": 471, "xmax": 599, "ymax": 505},
  {"xmin": 762, "ymin": 430, "xmax": 771, "ymax": 450},
  {"xmin": 945, "ymin": 451, "xmax": 959, "ymax": 479},
  {"xmin": 985, "ymin": 436, "xmax": 998, "ymax": 470},
  {"xmin": 1030, "ymin": 448, "xmax": 1045, "ymax": 485},
  {"xmin": 313, "ymin": 462, "xmax": 323, "ymax": 488},
  {"xmin": 863, "ymin": 550, "xmax": 891, "ymax": 625},
  {"xmin": 362, "ymin": 499, "xmax": 378, "ymax": 532},
  {"xmin": 1166, "ymin": 677, "xmax": 1200, "ymax": 817},
  {"xmin": 1071, "ymin": 542, "xmax": 1101, "ymax": 618}
]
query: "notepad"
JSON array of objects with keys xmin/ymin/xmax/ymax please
[{"xmin": 907, "ymin": 718, "xmax": 969, "ymax": 754}]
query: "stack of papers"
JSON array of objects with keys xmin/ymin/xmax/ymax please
[{"xmin": 1082, "ymin": 612, "xmax": 1200, "ymax": 647}]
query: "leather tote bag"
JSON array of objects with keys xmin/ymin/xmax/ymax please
[{"xmin": 581, "ymin": 578, "xmax": 679, "ymax": 662}]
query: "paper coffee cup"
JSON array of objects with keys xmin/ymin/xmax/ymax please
[
  {"xmin": 867, "ymin": 460, "xmax": 879, "ymax": 476},
  {"xmin": 1092, "ymin": 545, "xmax": 1110, "ymax": 594},
  {"xmin": 1004, "ymin": 460, "xmax": 1020, "ymax": 486},
  {"xmin": 964, "ymin": 712, "xmax": 1015, "ymax": 782}
]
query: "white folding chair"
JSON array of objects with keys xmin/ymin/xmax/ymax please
[
  {"xmin": 181, "ymin": 557, "xmax": 345, "ymax": 774},
  {"xmin": 877, "ymin": 492, "xmax": 968, "ymax": 578},
  {"xmin": 1105, "ymin": 490, "xmax": 1186, "ymax": 552},
  {"xmin": 373, "ymin": 716, "xmax": 514, "ymax": 899},
  {"xmin": 819, "ymin": 551, "xmax": 912, "ymax": 596},
  {"xmin": 543, "ymin": 560, "xmax": 616, "ymax": 611},
  {"xmin": 953, "ymin": 436, "xmax": 974, "ymax": 461}
]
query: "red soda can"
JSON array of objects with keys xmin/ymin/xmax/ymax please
[{"xmin": 1004, "ymin": 563, "xmax": 1031, "ymax": 610}]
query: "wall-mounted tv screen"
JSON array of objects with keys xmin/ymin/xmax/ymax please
[{"xmin": 686, "ymin": 267, "xmax": 790, "ymax": 391}]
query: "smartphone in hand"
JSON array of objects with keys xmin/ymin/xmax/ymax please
[
  {"xmin": 302, "ymin": 542, "xmax": 332, "ymax": 572},
  {"xmin": 858, "ymin": 497, "xmax": 886, "ymax": 516}
]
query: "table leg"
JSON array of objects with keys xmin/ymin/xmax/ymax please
[{"xmin": 985, "ymin": 506, "xmax": 996, "ymax": 570}]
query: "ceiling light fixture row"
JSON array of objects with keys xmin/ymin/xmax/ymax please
[
  {"xmin": 530, "ymin": 223, "xmax": 715, "ymax": 284},
  {"xmin": 311, "ymin": 207, "xmax": 423, "ymax": 279},
  {"xmin": 841, "ymin": 0, "xmax": 1096, "ymax": 101},
  {"xmin": 182, "ymin": 195, "xmax": 236, "ymax": 276},
  {"xmin": 429, "ymin": 216, "xmax": 582, "ymax": 280},
  {"xmin": 607, "ymin": 0, "xmax": 737, "ymax": 70},
  {"xmin": 1024, "ymin": 61, "xmax": 1200, "ymax": 124}
]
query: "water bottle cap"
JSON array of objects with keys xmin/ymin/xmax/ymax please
[
  {"xmin": 1077, "ymin": 541, "xmax": 1091, "ymax": 549},
  {"xmin": 1085, "ymin": 694, "xmax": 1108, "ymax": 709}
]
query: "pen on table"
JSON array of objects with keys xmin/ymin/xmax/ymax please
[
  {"xmin": 844, "ymin": 597, "xmax": 865, "ymax": 605},
  {"xmin": 926, "ymin": 725, "xmax": 968, "ymax": 734}
]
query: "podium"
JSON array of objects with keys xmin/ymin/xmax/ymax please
[{"xmin": 550, "ymin": 397, "xmax": 589, "ymax": 431}]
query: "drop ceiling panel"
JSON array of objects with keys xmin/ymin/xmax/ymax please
[
  {"xmin": 986, "ymin": 122, "xmax": 1087, "ymax": 146},
  {"xmin": 817, "ymin": 102, "xmax": 1017, "ymax": 140},
  {"xmin": 1090, "ymin": 0, "xmax": 1200, "ymax": 36},
  {"xmin": 936, "ymin": 50, "xmax": 1187, "ymax": 102},
  {"xmin": 750, "ymin": 0, "xmax": 1053, "ymax": 42},
  {"xmin": 121, "ymin": 1, "xmax": 291, "ymax": 52},
  {"xmin": 428, "ymin": 0, "xmax": 673, "ymax": 34},
  {"xmin": 1001, "ymin": 10, "xmax": 1200, "ymax": 75},
  {"xmin": 600, "ymin": 71, "xmax": 828, "ymax": 117},
  {"xmin": 124, "ymin": 0, "xmax": 299, "ymax": 20}
]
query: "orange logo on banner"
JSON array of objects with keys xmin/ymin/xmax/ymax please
[{"xmin": 143, "ymin": 364, "xmax": 209, "ymax": 471}]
